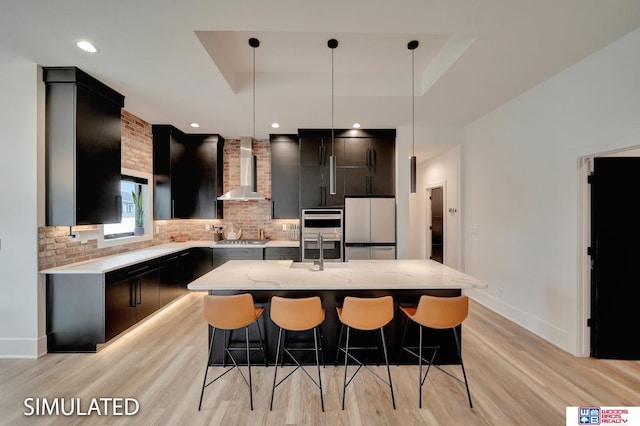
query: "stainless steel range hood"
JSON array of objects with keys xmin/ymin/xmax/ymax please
[{"xmin": 217, "ymin": 137, "xmax": 266, "ymax": 201}]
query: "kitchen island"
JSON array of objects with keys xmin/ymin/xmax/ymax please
[{"xmin": 188, "ymin": 259, "xmax": 487, "ymax": 365}]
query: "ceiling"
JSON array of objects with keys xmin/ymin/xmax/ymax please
[{"xmin": 2, "ymin": 0, "xmax": 640, "ymax": 160}]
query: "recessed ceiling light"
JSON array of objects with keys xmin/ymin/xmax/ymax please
[
  {"xmin": 190, "ymin": 122, "xmax": 200, "ymax": 128},
  {"xmin": 352, "ymin": 123, "xmax": 361, "ymax": 128},
  {"xmin": 76, "ymin": 41, "xmax": 98, "ymax": 53},
  {"xmin": 271, "ymin": 123, "xmax": 280, "ymax": 128}
]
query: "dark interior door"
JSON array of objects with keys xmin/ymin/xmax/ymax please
[
  {"xmin": 590, "ymin": 157, "xmax": 640, "ymax": 359},
  {"xmin": 430, "ymin": 187, "xmax": 444, "ymax": 263}
]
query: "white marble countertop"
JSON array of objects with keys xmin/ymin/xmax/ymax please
[
  {"xmin": 40, "ymin": 240, "xmax": 300, "ymax": 274},
  {"xmin": 187, "ymin": 259, "xmax": 487, "ymax": 291}
]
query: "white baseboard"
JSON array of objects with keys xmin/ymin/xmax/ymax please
[
  {"xmin": 0, "ymin": 336, "xmax": 45, "ymax": 359},
  {"xmin": 466, "ymin": 289, "xmax": 580, "ymax": 356}
]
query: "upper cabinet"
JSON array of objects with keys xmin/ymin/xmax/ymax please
[
  {"xmin": 43, "ymin": 67, "xmax": 125, "ymax": 226},
  {"xmin": 152, "ymin": 125, "xmax": 224, "ymax": 219},
  {"xmin": 298, "ymin": 129, "xmax": 395, "ymax": 208},
  {"xmin": 270, "ymin": 134, "xmax": 300, "ymax": 219}
]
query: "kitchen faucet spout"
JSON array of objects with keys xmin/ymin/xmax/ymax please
[{"xmin": 314, "ymin": 233, "xmax": 324, "ymax": 271}]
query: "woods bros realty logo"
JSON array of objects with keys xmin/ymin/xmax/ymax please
[{"xmin": 567, "ymin": 406, "xmax": 640, "ymax": 425}]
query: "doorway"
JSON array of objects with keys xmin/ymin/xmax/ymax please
[
  {"xmin": 427, "ymin": 186, "xmax": 444, "ymax": 263},
  {"xmin": 589, "ymin": 156, "xmax": 640, "ymax": 359}
]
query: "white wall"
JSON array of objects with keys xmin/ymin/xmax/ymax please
[
  {"xmin": 462, "ymin": 27, "xmax": 640, "ymax": 355},
  {"xmin": 411, "ymin": 144, "xmax": 461, "ymax": 268},
  {"xmin": 0, "ymin": 63, "xmax": 45, "ymax": 358}
]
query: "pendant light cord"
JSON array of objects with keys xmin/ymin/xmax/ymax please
[
  {"xmin": 253, "ymin": 45, "xmax": 256, "ymax": 140},
  {"xmin": 412, "ymin": 47, "xmax": 415, "ymax": 157},
  {"xmin": 331, "ymin": 46, "xmax": 335, "ymax": 156}
]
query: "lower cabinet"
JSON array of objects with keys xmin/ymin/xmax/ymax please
[
  {"xmin": 47, "ymin": 248, "xmax": 214, "ymax": 353},
  {"xmin": 212, "ymin": 248, "xmax": 263, "ymax": 269},
  {"xmin": 159, "ymin": 247, "xmax": 213, "ymax": 307},
  {"xmin": 104, "ymin": 260, "xmax": 160, "ymax": 341},
  {"xmin": 264, "ymin": 247, "xmax": 300, "ymax": 261}
]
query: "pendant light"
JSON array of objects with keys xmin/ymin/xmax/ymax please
[
  {"xmin": 408, "ymin": 40, "xmax": 419, "ymax": 193},
  {"xmin": 328, "ymin": 38, "xmax": 338, "ymax": 195},
  {"xmin": 249, "ymin": 37, "xmax": 259, "ymax": 193}
]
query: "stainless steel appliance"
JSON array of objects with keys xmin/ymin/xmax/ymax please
[
  {"xmin": 344, "ymin": 196, "xmax": 396, "ymax": 260},
  {"xmin": 301, "ymin": 208, "xmax": 343, "ymax": 262}
]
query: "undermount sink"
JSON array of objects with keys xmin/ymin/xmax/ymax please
[{"xmin": 289, "ymin": 262, "xmax": 352, "ymax": 270}]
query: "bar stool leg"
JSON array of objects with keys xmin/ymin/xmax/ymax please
[
  {"xmin": 198, "ymin": 327, "xmax": 217, "ymax": 411},
  {"xmin": 335, "ymin": 323, "xmax": 344, "ymax": 366},
  {"xmin": 256, "ymin": 316, "xmax": 268, "ymax": 367},
  {"xmin": 245, "ymin": 326, "xmax": 253, "ymax": 410},
  {"xmin": 269, "ymin": 327, "xmax": 284, "ymax": 411},
  {"xmin": 222, "ymin": 329, "xmax": 227, "ymax": 368},
  {"xmin": 418, "ymin": 325, "xmax": 423, "ymax": 408},
  {"xmin": 313, "ymin": 327, "xmax": 325, "ymax": 412},
  {"xmin": 397, "ymin": 315, "xmax": 410, "ymax": 365},
  {"xmin": 380, "ymin": 327, "xmax": 396, "ymax": 409},
  {"xmin": 341, "ymin": 326, "xmax": 350, "ymax": 410},
  {"xmin": 453, "ymin": 327, "xmax": 473, "ymax": 408}
]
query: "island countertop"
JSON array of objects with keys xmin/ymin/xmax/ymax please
[{"xmin": 187, "ymin": 259, "xmax": 487, "ymax": 291}]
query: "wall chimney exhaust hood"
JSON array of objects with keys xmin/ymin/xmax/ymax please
[{"xmin": 217, "ymin": 137, "xmax": 266, "ymax": 201}]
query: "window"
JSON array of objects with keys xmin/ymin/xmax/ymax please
[{"xmin": 103, "ymin": 174, "xmax": 150, "ymax": 240}]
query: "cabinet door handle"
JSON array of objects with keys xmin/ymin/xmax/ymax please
[
  {"xmin": 322, "ymin": 146, "xmax": 326, "ymax": 165},
  {"xmin": 127, "ymin": 265, "xmax": 149, "ymax": 275},
  {"xmin": 171, "ymin": 199, "xmax": 175, "ymax": 218},
  {"xmin": 137, "ymin": 278, "xmax": 142, "ymax": 305},
  {"xmin": 129, "ymin": 280, "xmax": 136, "ymax": 308},
  {"xmin": 115, "ymin": 195, "xmax": 122, "ymax": 223},
  {"xmin": 368, "ymin": 148, "xmax": 375, "ymax": 168},
  {"xmin": 318, "ymin": 146, "xmax": 323, "ymax": 166}
]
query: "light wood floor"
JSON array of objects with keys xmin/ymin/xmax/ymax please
[{"xmin": 1, "ymin": 292, "xmax": 639, "ymax": 425}]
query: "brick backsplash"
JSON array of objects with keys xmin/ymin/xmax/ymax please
[{"xmin": 38, "ymin": 112, "xmax": 299, "ymax": 270}]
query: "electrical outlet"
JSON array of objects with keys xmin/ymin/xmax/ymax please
[
  {"xmin": 155, "ymin": 225, "xmax": 160, "ymax": 234},
  {"xmin": 282, "ymin": 224, "xmax": 287, "ymax": 231},
  {"xmin": 68, "ymin": 232, "xmax": 80, "ymax": 242},
  {"xmin": 205, "ymin": 224, "xmax": 211, "ymax": 231}
]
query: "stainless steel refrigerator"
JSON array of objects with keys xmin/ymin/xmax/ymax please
[{"xmin": 344, "ymin": 196, "xmax": 396, "ymax": 260}]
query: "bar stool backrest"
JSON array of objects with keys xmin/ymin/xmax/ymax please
[
  {"xmin": 340, "ymin": 296, "xmax": 394, "ymax": 330},
  {"xmin": 414, "ymin": 295, "xmax": 468, "ymax": 329},
  {"xmin": 203, "ymin": 294, "xmax": 258, "ymax": 329},
  {"xmin": 270, "ymin": 296, "xmax": 325, "ymax": 331}
]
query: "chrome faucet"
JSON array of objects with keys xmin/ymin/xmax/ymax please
[{"xmin": 314, "ymin": 232, "xmax": 324, "ymax": 271}]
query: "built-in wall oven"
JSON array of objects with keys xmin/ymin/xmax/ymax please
[{"xmin": 301, "ymin": 208, "xmax": 343, "ymax": 262}]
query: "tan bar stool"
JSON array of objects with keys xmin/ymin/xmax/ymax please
[
  {"xmin": 400, "ymin": 295, "xmax": 473, "ymax": 408},
  {"xmin": 336, "ymin": 295, "xmax": 396, "ymax": 410},
  {"xmin": 198, "ymin": 293, "xmax": 267, "ymax": 411},
  {"xmin": 269, "ymin": 296, "xmax": 325, "ymax": 411}
]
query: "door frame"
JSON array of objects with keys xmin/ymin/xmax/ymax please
[
  {"xmin": 578, "ymin": 145, "xmax": 640, "ymax": 357},
  {"xmin": 425, "ymin": 180, "xmax": 447, "ymax": 264}
]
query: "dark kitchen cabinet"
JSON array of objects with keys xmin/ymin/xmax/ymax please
[
  {"xmin": 158, "ymin": 253, "xmax": 182, "ymax": 307},
  {"xmin": 159, "ymin": 247, "xmax": 213, "ymax": 305},
  {"xmin": 153, "ymin": 125, "xmax": 224, "ymax": 219},
  {"xmin": 299, "ymin": 130, "xmax": 395, "ymax": 207},
  {"xmin": 264, "ymin": 247, "xmax": 301, "ymax": 261},
  {"xmin": 211, "ymin": 248, "xmax": 263, "ymax": 269},
  {"xmin": 47, "ymin": 247, "xmax": 212, "ymax": 352},
  {"xmin": 105, "ymin": 260, "xmax": 159, "ymax": 340},
  {"xmin": 367, "ymin": 138, "xmax": 395, "ymax": 195},
  {"xmin": 43, "ymin": 67, "xmax": 125, "ymax": 226},
  {"xmin": 270, "ymin": 134, "xmax": 300, "ymax": 219}
]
